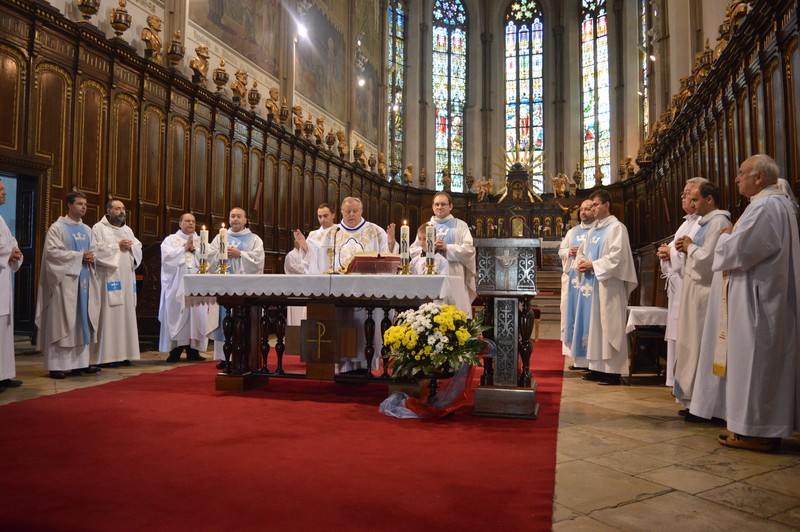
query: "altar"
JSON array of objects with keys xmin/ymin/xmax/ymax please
[{"xmin": 183, "ymin": 274, "xmax": 472, "ymax": 390}]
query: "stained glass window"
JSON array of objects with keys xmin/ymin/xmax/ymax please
[
  {"xmin": 433, "ymin": 0, "xmax": 467, "ymax": 192},
  {"xmin": 581, "ymin": 0, "xmax": 611, "ymax": 185},
  {"xmin": 504, "ymin": 0, "xmax": 544, "ymax": 193},
  {"xmin": 640, "ymin": 0, "xmax": 649, "ymax": 139},
  {"xmin": 387, "ymin": 1, "xmax": 406, "ymax": 177}
]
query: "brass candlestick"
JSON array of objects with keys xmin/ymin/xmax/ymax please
[
  {"xmin": 198, "ymin": 257, "xmax": 209, "ymax": 274},
  {"xmin": 217, "ymin": 259, "xmax": 229, "ymax": 274},
  {"xmin": 423, "ymin": 258, "xmax": 436, "ymax": 275},
  {"xmin": 398, "ymin": 259, "xmax": 410, "ymax": 275}
]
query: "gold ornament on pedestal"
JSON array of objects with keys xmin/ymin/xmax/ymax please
[
  {"xmin": 110, "ymin": 0, "xmax": 132, "ymax": 37},
  {"xmin": 166, "ymin": 31, "xmax": 185, "ymax": 69},
  {"xmin": 213, "ymin": 59, "xmax": 229, "ymax": 93},
  {"xmin": 247, "ymin": 81, "xmax": 261, "ymax": 112},
  {"xmin": 76, "ymin": 0, "xmax": 100, "ymax": 21}
]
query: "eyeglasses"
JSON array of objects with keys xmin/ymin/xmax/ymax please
[{"xmin": 590, "ymin": 202, "xmax": 604, "ymax": 208}]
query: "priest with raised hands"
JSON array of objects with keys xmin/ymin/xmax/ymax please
[
  {"xmin": 409, "ymin": 192, "xmax": 476, "ymax": 308},
  {"xmin": 207, "ymin": 207, "xmax": 265, "ymax": 367}
]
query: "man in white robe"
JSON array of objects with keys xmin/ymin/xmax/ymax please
[
  {"xmin": 208, "ymin": 207, "xmax": 265, "ymax": 364},
  {"xmin": 35, "ymin": 192, "xmax": 101, "ymax": 379},
  {"xmin": 0, "ymin": 179, "xmax": 24, "ymax": 391},
  {"xmin": 574, "ymin": 189, "xmax": 638, "ymax": 385},
  {"xmin": 672, "ymin": 182, "xmax": 730, "ymax": 415},
  {"xmin": 91, "ymin": 199, "xmax": 142, "ymax": 366},
  {"xmin": 293, "ymin": 197, "xmax": 393, "ymax": 372},
  {"xmin": 657, "ymin": 177, "xmax": 707, "ymax": 386},
  {"xmin": 409, "ymin": 192, "xmax": 476, "ymax": 308},
  {"xmin": 559, "ymin": 199, "xmax": 594, "ymax": 363},
  {"xmin": 714, "ymin": 155, "xmax": 800, "ymax": 452},
  {"xmin": 159, "ymin": 213, "xmax": 209, "ymax": 362}
]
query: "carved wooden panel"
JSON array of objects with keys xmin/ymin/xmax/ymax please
[
  {"xmin": 751, "ymin": 76, "xmax": 764, "ymax": 153},
  {"xmin": 140, "ymin": 105, "xmax": 165, "ymax": 205},
  {"xmin": 265, "ymin": 155, "xmax": 277, "ymax": 229},
  {"xmin": 75, "ymin": 80, "xmax": 107, "ymax": 198},
  {"xmin": 766, "ymin": 59, "xmax": 785, "ymax": 170},
  {"xmin": 231, "ymin": 141, "xmax": 246, "ymax": 210},
  {"xmin": 249, "ymin": 149, "xmax": 263, "ymax": 224},
  {"xmin": 166, "ymin": 115, "xmax": 190, "ymax": 210},
  {"xmin": 211, "ymin": 135, "xmax": 230, "ymax": 218},
  {"xmin": 191, "ymin": 126, "xmax": 210, "ymax": 217},
  {"xmin": 0, "ymin": 44, "xmax": 25, "ymax": 152},
  {"xmin": 277, "ymin": 160, "xmax": 289, "ymax": 230},
  {"xmin": 787, "ymin": 39, "xmax": 799, "ymax": 184},
  {"xmin": 327, "ymin": 179, "xmax": 339, "ymax": 213},
  {"xmin": 33, "ymin": 63, "xmax": 72, "ymax": 193},
  {"xmin": 290, "ymin": 166, "xmax": 302, "ymax": 232},
  {"xmin": 110, "ymin": 92, "xmax": 138, "ymax": 201}
]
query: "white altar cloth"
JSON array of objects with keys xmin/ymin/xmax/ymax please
[{"xmin": 626, "ymin": 306, "xmax": 668, "ymax": 333}]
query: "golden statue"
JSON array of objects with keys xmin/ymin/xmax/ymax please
[
  {"xmin": 403, "ymin": 164, "xmax": 414, "ymax": 186},
  {"xmin": 336, "ymin": 130, "xmax": 347, "ymax": 157},
  {"xmin": 314, "ymin": 117, "xmax": 325, "ymax": 144},
  {"xmin": 141, "ymin": 15, "xmax": 163, "ymax": 64},
  {"xmin": 292, "ymin": 105, "xmax": 304, "ymax": 132},
  {"xmin": 265, "ymin": 87, "xmax": 280, "ymax": 117},
  {"xmin": 378, "ymin": 152, "xmax": 387, "ymax": 180},
  {"xmin": 231, "ymin": 68, "xmax": 248, "ymax": 103},
  {"xmin": 189, "ymin": 44, "xmax": 210, "ymax": 87}
]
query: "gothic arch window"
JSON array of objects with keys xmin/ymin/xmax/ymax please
[
  {"xmin": 387, "ymin": 1, "xmax": 406, "ymax": 175},
  {"xmin": 580, "ymin": 0, "xmax": 611, "ymax": 185},
  {"xmin": 432, "ymin": 0, "xmax": 467, "ymax": 192},
  {"xmin": 639, "ymin": 0, "xmax": 650, "ymax": 139},
  {"xmin": 504, "ymin": 0, "xmax": 545, "ymax": 193}
]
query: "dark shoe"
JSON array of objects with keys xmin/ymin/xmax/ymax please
[
  {"xmin": 598, "ymin": 375, "xmax": 622, "ymax": 386},
  {"xmin": 0, "ymin": 385, "xmax": 6, "ymax": 393},
  {"xmin": 718, "ymin": 433, "xmax": 781, "ymax": 453},
  {"xmin": 186, "ymin": 349, "xmax": 205, "ymax": 362},
  {"xmin": 216, "ymin": 360, "xmax": 227, "ymax": 370},
  {"xmin": 82, "ymin": 366, "xmax": 101, "ymax": 374},
  {"xmin": 684, "ymin": 412, "xmax": 711, "ymax": 423},
  {"xmin": 568, "ymin": 365, "xmax": 588, "ymax": 371},
  {"xmin": 49, "ymin": 371, "xmax": 67, "ymax": 379},
  {"xmin": 582, "ymin": 371, "xmax": 605, "ymax": 382},
  {"xmin": 678, "ymin": 409, "xmax": 688, "ymax": 417},
  {"xmin": 166, "ymin": 347, "xmax": 183, "ymax": 363},
  {"xmin": 119, "ymin": 360, "xmax": 133, "ymax": 366},
  {"xmin": 97, "ymin": 362, "xmax": 121, "ymax": 368},
  {"xmin": 0, "ymin": 378, "xmax": 23, "ymax": 387}
]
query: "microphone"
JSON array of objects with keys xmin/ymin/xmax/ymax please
[{"xmin": 329, "ymin": 226, "xmax": 341, "ymax": 273}]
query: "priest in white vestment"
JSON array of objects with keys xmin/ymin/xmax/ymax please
[
  {"xmin": 574, "ymin": 189, "xmax": 638, "ymax": 385},
  {"xmin": 714, "ymin": 155, "xmax": 800, "ymax": 451},
  {"xmin": 672, "ymin": 183, "xmax": 730, "ymax": 414},
  {"xmin": 91, "ymin": 200, "xmax": 142, "ymax": 366},
  {"xmin": 409, "ymin": 192, "xmax": 476, "ymax": 310},
  {"xmin": 0, "ymin": 179, "xmax": 23, "ymax": 389},
  {"xmin": 657, "ymin": 177, "xmax": 707, "ymax": 386},
  {"xmin": 35, "ymin": 192, "xmax": 101, "ymax": 379},
  {"xmin": 560, "ymin": 199, "xmax": 594, "ymax": 362},
  {"xmin": 159, "ymin": 213, "xmax": 210, "ymax": 361},
  {"xmin": 294, "ymin": 197, "xmax": 394, "ymax": 372},
  {"xmin": 208, "ymin": 208, "xmax": 265, "ymax": 364}
]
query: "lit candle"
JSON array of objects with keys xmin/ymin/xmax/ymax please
[
  {"xmin": 400, "ymin": 220, "xmax": 409, "ymax": 261},
  {"xmin": 199, "ymin": 225, "xmax": 208, "ymax": 258},
  {"xmin": 425, "ymin": 224, "xmax": 435, "ymax": 259},
  {"xmin": 219, "ymin": 223, "xmax": 228, "ymax": 260}
]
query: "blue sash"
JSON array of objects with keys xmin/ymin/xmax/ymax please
[
  {"xmin": 569, "ymin": 224, "xmax": 610, "ymax": 359},
  {"xmin": 431, "ymin": 218, "xmax": 458, "ymax": 256},
  {"xmin": 60, "ymin": 220, "xmax": 93, "ymax": 343},
  {"xmin": 563, "ymin": 226, "xmax": 591, "ymax": 351}
]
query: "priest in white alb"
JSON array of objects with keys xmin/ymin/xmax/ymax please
[
  {"xmin": 560, "ymin": 199, "xmax": 594, "ymax": 364},
  {"xmin": 91, "ymin": 199, "xmax": 142, "ymax": 366},
  {"xmin": 35, "ymin": 192, "xmax": 101, "ymax": 379},
  {"xmin": 0, "ymin": 179, "xmax": 23, "ymax": 391},
  {"xmin": 714, "ymin": 155, "xmax": 800, "ymax": 452},
  {"xmin": 657, "ymin": 177, "xmax": 707, "ymax": 386},
  {"xmin": 574, "ymin": 189, "xmax": 638, "ymax": 385}
]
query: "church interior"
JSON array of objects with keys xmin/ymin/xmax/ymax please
[{"xmin": 1, "ymin": 0, "xmax": 799, "ymax": 529}]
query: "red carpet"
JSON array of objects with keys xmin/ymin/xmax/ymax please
[{"xmin": 0, "ymin": 340, "xmax": 564, "ymax": 531}]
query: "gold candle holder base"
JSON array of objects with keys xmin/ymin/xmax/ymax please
[
  {"xmin": 217, "ymin": 260, "xmax": 229, "ymax": 274},
  {"xmin": 198, "ymin": 259, "xmax": 209, "ymax": 274},
  {"xmin": 423, "ymin": 259, "xmax": 436, "ymax": 275},
  {"xmin": 398, "ymin": 261, "xmax": 410, "ymax": 275}
]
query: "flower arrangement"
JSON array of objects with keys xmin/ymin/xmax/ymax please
[{"xmin": 383, "ymin": 303, "xmax": 488, "ymax": 378}]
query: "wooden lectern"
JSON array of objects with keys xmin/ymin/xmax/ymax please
[{"xmin": 472, "ymin": 238, "xmax": 541, "ymax": 419}]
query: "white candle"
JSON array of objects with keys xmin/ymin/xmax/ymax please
[
  {"xmin": 425, "ymin": 224, "xmax": 435, "ymax": 259},
  {"xmin": 199, "ymin": 226, "xmax": 208, "ymax": 258},
  {"xmin": 400, "ymin": 221, "xmax": 409, "ymax": 260},
  {"xmin": 219, "ymin": 223, "xmax": 228, "ymax": 260}
]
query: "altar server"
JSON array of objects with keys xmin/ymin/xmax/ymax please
[
  {"xmin": 560, "ymin": 199, "xmax": 594, "ymax": 363},
  {"xmin": 0, "ymin": 179, "xmax": 23, "ymax": 391}
]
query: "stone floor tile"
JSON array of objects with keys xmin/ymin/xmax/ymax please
[
  {"xmin": 627, "ymin": 441, "xmax": 711, "ymax": 465},
  {"xmin": 682, "ymin": 453, "xmax": 775, "ymax": 481},
  {"xmin": 551, "ymin": 502, "xmax": 582, "ymax": 523},
  {"xmin": 556, "ymin": 426, "xmax": 645, "ymax": 459},
  {"xmin": 698, "ymin": 482, "xmax": 800, "ymax": 518},
  {"xmin": 585, "ymin": 448, "xmax": 674, "ymax": 475},
  {"xmin": 552, "ymin": 516, "xmax": 619, "ymax": 531},
  {"xmin": 636, "ymin": 464, "xmax": 733, "ymax": 494},
  {"xmin": 744, "ymin": 465, "xmax": 800, "ymax": 498},
  {"xmin": 553, "ymin": 460, "xmax": 669, "ymax": 514},
  {"xmin": 770, "ymin": 505, "xmax": 800, "ymax": 527}
]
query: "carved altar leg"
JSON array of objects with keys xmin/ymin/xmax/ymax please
[
  {"xmin": 274, "ymin": 305, "xmax": 286, "ymax": 375},
  {"xmin": 221, "ymin": 305, "xmax": 233, "ymax": 374},
  {"xmin": 481, "ymin": 298, "xmax": 495, "ymax": 385},
  {"xmin": 380, "ymin": 307, "xmax": 392, "ymax": 378},
  {"xmin": 518, "ymin": 298, "xmax": 534, "ymax": 387},
  {"xmin": 364, "ymin": 307, "xmax": 375, "ymax": 374},
  {"xmin": 233, "ymin": 305, "xmax": 247, "ymax": 375},
  {"xmin": 259, "ymin": 304, "xmax": 272, "ymax": 374}
]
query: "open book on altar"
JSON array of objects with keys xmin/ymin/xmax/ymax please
[{"xmin": 346, "ymin": 252, "xmax": 401, "ymax": 274}]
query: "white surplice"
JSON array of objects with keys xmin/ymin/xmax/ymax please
[
  {"xmin": 158, "ymin": 230, "xmax": 210, "ymax": 353},
  {"xmin": 712, "ymin": 187, "xmax": 800, "ymax": 438},
  {"xmin": 660, "ymin": 213, "xmax": 700, "ymax": 386},
  {"xmin": 35, "ymin": 216, "xmax": 101, "ymax": 371},
  {"xmin": 688, "ymin": 269, "xmax": 727, "ymax": 420},
  {"xmin": 409, "ymin": 215, "xmax": 476, "ymax": 309},
  {"xmin": 576, "ymin": 215, "xmax": 638, "ymax": 375},
  {"xmin": 91, "ymin": 216, "xmax": 142, "ymax": 364},
  {"xmin": 673, "ymin": 210, "xmax": 730, "ymax": 406},
  {"xmin": 0, "ymin": 215, "xmax": 22, "ymax": 380},
  {"xmin": 559, "ymin": 222, "xmax": 592, "ymax": 356},
  {"xmin": 208, "ymin": 228, "xmax": 265, "ymax": 360}
]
